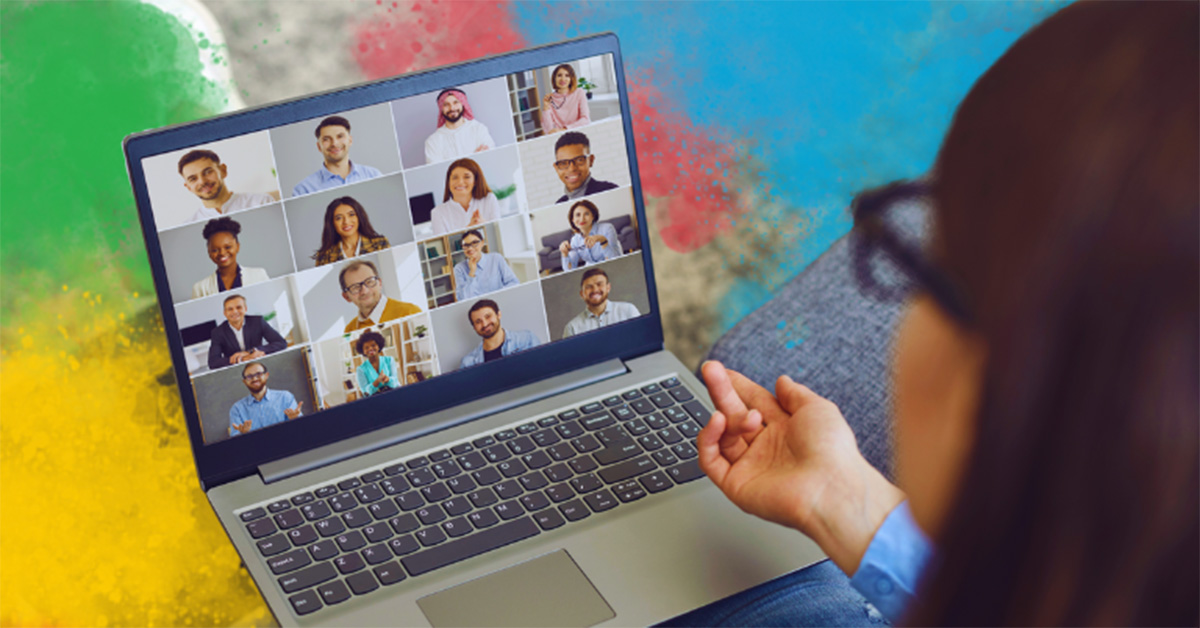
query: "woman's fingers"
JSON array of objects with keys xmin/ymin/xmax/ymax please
[
  {"xmin": 775, "ymin": 375, "xmax": 823, "ymax": 416},
  {"xmin": 697, "ymin": 410, "xmax": 732, "ymax": 487},
  {"xmin": 701, "ymin": 361, "xmax": 750, "ymax": 420}
]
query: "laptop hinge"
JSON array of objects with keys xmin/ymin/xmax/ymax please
[{"xmin": 259, "ymin": 358, "xmax": 629, "ymax": 484}]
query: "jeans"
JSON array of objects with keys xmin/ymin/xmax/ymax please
[{"xmin": 657, "ymin": 560, "xmax": 889, "ymax": 627}]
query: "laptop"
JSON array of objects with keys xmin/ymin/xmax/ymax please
[{"xmin": 124, "ymin": 34, "xmax": 826, "ymax": 627}]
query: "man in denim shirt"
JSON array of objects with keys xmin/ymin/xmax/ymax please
[{"xmin": 459, "ymin": 299, "xmax": 541, "ymax": 369}]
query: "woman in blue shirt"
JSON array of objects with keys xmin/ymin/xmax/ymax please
[
  {"xmin": 558, "ymin": 199, "xmax": 622, "ymax": 271},
  {"xmin": 354, "ymin": 330, "xmax": 398, "ymax": 397},
  {"xmin": 684, "ymin": 4, "xmax": 1197, "ymax": 626}
]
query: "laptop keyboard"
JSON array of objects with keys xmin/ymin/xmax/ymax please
[{"xmin": 236, "ymin": 376, "xmax": 711, "ymax": 617}]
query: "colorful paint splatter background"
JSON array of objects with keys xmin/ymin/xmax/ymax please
[{"xmin": 0, "ymin": 1, "xmax": 1061, "ymax": 625}]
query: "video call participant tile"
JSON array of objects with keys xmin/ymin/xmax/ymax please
[
  {"xmin": 294, "ymin": 243, "xmax": 425, "ymax": 343},
  {"xmin": 518, "ymin": 117, "xmax": 632, "ymax": 211},
  {"xmin": 282, "ymin": 172, "xmax": 415, "ymax": 272},
  {"xmin": 141, "ymin": 131, "xmax": 281, "ymax": 231},
  {"xmin": 192, "ymin": 346, "xmax": 317, "ymax": 445},
  {"xmin": 270, "ymin": 104, "xmax": 403, "ymax": 200},
  {"xmin": 427, "ymin": 281, "xmax": 550, "ymax": 375},
  {"xmin": 528, "ymin": 187, "xmax": 640, "ymax": 276},
  {"xmin": 540, "ymin": 252, "xmax": 650, "ymax": 342},
  {"xmin": 403, "ymin": 144, "xmax": 527, "ymax": 239},
  {"xmin": 158, "ymin": 203, "xmax": 296, "ymax": 305},
  {"xmin": 390, "ymin": 77, "xmax": 518, "ymax": 170}
]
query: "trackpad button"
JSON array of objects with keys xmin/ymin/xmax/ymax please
[{"xmin": 417, "ymin": 549, "xmax": 615, "ymax": 627}]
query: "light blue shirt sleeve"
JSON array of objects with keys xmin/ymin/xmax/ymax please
[
  {"xmin": 456, "ymin": 254, "xmax": 520, "ymax": 299},
  {"xmin": 563, "ymin": 224, "xmax": 622, "ymax": 271},
  {"xmin": 848, "ymin": 500, "xmax": 933, "ymax": 622},
  {"xmin": 229, "ymin": 401, "xmax": 247, "ymax": 438}
]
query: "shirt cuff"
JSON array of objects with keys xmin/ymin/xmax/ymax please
[{"xmin": 848, "ymin": 500, "xmax": 933, "ymax": 622}]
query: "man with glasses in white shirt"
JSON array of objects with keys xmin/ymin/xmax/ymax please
[{"xmin": 340, "ymin": 260, "xmax": 420, "ymax": 333}]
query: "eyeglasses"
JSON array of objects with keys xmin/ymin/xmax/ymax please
[
  {"xmin": 343, "ymin": 275, "xmax": 381, "ymax": 296},
  {"xmin": 553, "ymin": 154, "xmax": 590, "ymax": 171},
  {"xmin": 461, "ymin": 239, "xmax": 483, "ymax": 249},
  {"xmin": 850, "ymin": 181, "xmax": 972, "ymax": 324},
  {"xmin": 243, "ymin": 371, "xmax": 267, "ymax": 381}
]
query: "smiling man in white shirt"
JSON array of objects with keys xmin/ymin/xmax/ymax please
[{"xmin": 562, "ymin": 267, "xmax": 640, "ymax": 338}]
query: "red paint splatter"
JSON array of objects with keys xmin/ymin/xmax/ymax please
[
  {"xmin": 352, "ymin": 1, "xmax": 526, "ymax": 78},
  {"xmin": 351, "ymin": 5, "xmax": 741, "ymax": 253}
]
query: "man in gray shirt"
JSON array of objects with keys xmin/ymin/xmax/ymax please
[{"xmin": 562, "ymin": 267, "xmax": 640, "ymax": 338}]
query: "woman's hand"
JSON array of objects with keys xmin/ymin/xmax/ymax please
[
  {"xmin": 559, "ymin": 241, "xmax": 571, "ymax": 257},
  {"xmin": 583, "ymin": 235, "xmax": 606, "ymax": 248},
  {"xmin": 698, "ymin": 361, "xmax": 905, "ymax": 575},
  {"xmin": 467, "ymin": 208, "xmax": 482, "ymax": 227}
]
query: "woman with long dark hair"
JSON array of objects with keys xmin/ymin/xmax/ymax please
[
  {"xmin": 312, "ymin": 196, "xmax": 389, "ymax": 266},
  {"xmin": 691, "ymin": 3, "xmax": 1197, "ymax": 625}
]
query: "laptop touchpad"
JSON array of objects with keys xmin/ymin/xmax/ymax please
[{"xmin": 417, "ymin": 549, "xmax": 616, "ymax": 627}]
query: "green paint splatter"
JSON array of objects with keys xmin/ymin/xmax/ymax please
[{"xmin": 0, "ymin": 1, "xmax": 225, "ymax": 326}]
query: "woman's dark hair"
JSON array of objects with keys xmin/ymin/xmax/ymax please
[
  {"xmin": 202, "ymin": 216, "xmax": 241, "ymax": 242},
  {"xmin": 907, "ymin": 3, "xmax": 1198, "ymax": 625},
  {"xmin": 567, "ymin": 199, "xmax": 600, "ymax": 234},
  {"xmin": 407, "ymin": 371, "xmax": 426, "ymax": 383},
  {"xmin": 355, "ymin": 330, "xmax": 386, "ymax": 356},
  {"xmin": 551, "ymin": 63, "xmax": 577, "ymax": 93},
  {"xmin": 312, "ymin": 197, "xmax": 384, "ymax": 261},
  {"xmin": 442, "ymin": 158, "xmax": 491, "ymax": 202}
]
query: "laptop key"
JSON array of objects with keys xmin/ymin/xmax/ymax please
[
  {"xmin": 638, "ymin": 433, "xmax": 665, "ymax": 451},
  {"xmin": 288, "ymin": 589, "xmax": 323, "ymax": 615},
  {"xmin": 268, "ymin": 549, "xmax": 312, "ymax": 575},
  {"xmin": 537, "ymin": 416, "xmax": 559, "ymax": 427},
  {"xmin": 240, "ymin": 507, "xmax": 267, "ymax": 522},
  {"xmin": 555, "ymin": 421, "xmax": 584, "ymax": 439},
  {"xmin": 641, "ymin": 384, "xmax": 662, "ymax": 394},
  {"xmin": 329, "ymin": 492, "xmax": 357, "ymax": 512},
  {"xmin": 660, "ymin": 377, "xmax": 682, "ymax": 389},
  {"xmin": 335, "ymin": 531, "xmax": 367, "ymax": 552},
  {"xmin": 429, "ymin": 449, "xmax": 451, "ymax": 462},
  {"xmin": 246, "ymin": 518, "xmax": 278, "ymax": 539},
  {"xmin": 468, "ymin": 488, "xmax": 499, "ymax": 508},
  {"xmin": 443, "ymin": 497, "xmax": 472, "ymax": 517},
  {"xmin": 558, "ymin": 409, "xmax": 581, "ymax": 421},
  {"xmin": 667, "ymin": 459, "xmax": 705, "ymax": 484},
  {"xmin": 495, "ymin": 480, "xmax": 523, "ymax": 500},
  {"xmin": 545, "ymin": 463, "xmax": 574, "ymax": 483},
  {"xmin": 416, "ymin": 526, "xmax": 447, "ymax": 547},
  {"xmin": 546, "ymin": 483, "xmax": 575, "ymax": 503},
  {"xmin": 621, "ymin": 390, "xmax": 642, "ymax": 401},
  {"xmin": 406, "ymin": 456, "xmax": 429, "ymax": 469},
  {"xmin": 599, "ymin": 456, "xmax": 656, "ymax": 484},
  {"xmin": 570, "ymin": 474, "xmax": 603, "ymax": 494},
  {"xmin": 257, "ymin": 533, "xmax": 291, "ymax": 557},
  {"xmin": 519, "ymin": 471, "xmax": 548, "ymax": 491},
  {"xmin": 520, "ymin": 491, "xmax": 551, "ymax": 512},
  {"xmin": 361, "ymin": 544, "xmax": 391, "ymax": 565},
  {"xmin": 432, "ymin": 461, "xmax": 461, "ymax": 479},
  {"xmin": 334, "ymin": 553, "xmax": 365, "ymax": 574},
  {"xmin": 472, "ymin": 436, "xmax": 496, "ymax": 448},
  {"xmin": 658, "ymin": 427, "xmax": 684, "ymax": 445},
  {"xmin": 645, "ymin": 413, "xmax": 669, "ymax": 430},
  {"xmin": 602, "ymin": 396, "xmax": 623, "ymax": 407},
  {"xmin": 627, "ymin": 419, "xmax": 650, "ymax": 436},
  {"xmin": 374, "ymin": 561, "xmax": 407, "ymax": 585},
  {"xmin": 451, "ymin": 443, "xmax": 474, "ymax": 455},
  {"xmin": 531, "ymin": 428, "xmax": 560, "ymax": 448},
  {"xmin": 315, "ymin": 485, "xmax": 338, "ymax": 499},
  {"xmin": 317, "ymin": 579, "xmax": 351, "ymax": 606},
  {"xmin": 342, "ymin": 508, "xmax": 372, "ymax": 528},
  {"xmin": 417, "ymin": 505, "xmax": 446, "ymax": 526},
  {"xmin": 581, "ymin": 402, "xmax": 605, "ymax": 414},
  {"xmin": 497, "ymin": 459, "xmax": 527, "ymax": 478},
  {"xmin": 447, "ymin": 475, "xmax": 477, "ymax": 495},
  {"xmin": 672, "ymin": 442, "xmax": 698, "ymax": 459},
  {"xmin": 278, "ymin": 561, "xmax": 337, "ymax": 593},
  {"xmin": 268, "ymin": 500, "xmax": 291, "ymax": 513},
  {"xmin": 506, "ymin": 436, "xmax": 536, "ymax": 455},
  {"xmin": 653, "ymin": 450, "xmax": 680, "ymax": 467},
  {"xmin": 300, "ymin": 502, "xmax": 330, "ymax": 522},
  {"xmin": 572, "ymin": 434, "xmax": 601, "ymax": 453},
  {"xmin": 389, "ymin": 513, "xmax": 419, "ymax": 534},
  {"xmin": 337, "ymin": 478, "xmax": 361, "ymax": 491},
  {"xmin": 631, "ymin": 399, "xmax": 655, "ymax": 415},
  {"xmin": 521, "ymin": 450, "xmax": 552, "ymax": 470},
  {"xmin": 360, "ymin": 470, "xmax": 384, "ymax": 484},
  {"xmin": 614, "ymin": 480, "xmax": 647, "ymax": 503},
  {"xmin": 355, "ymin": 484, "xmax": 385, "ymax": 504},
  {"xmin": 407, "ymin": 467, "xmax": 436, "ymax": 487},
  {"xmin": 593, "ymin": 441, "xmax": 641, "ymax": 466},
  {"xmin": 363, "ymin": 524, "xmax": 392, "ymax": 543},
  {"xmin": 483, "ymin": 445, "xmax": 512, "ymax": 463},
  {"xmin": 517, "ymin": 422, "xmax": 538, "ymax": 434},
  {"xmin": 382, "ymin": 463, "xmax": 406, "ymax": 476},
  {"xmin": 596, "ymin": 425, "xmax": 631, "ymax": 446},
  {"xmin": 650, "ymin": 393, "xmax": 675, "ymax": 409},
  {"xmin": 394, "ymin": 491, "xmax": 425, "ymax": 512},
  {"xmin": 677, "ymin": 421, "xmax": 701, "ymax": 439},
  {"xmin": 421, "ymin": 482, "xmax": 451, "ymax": 502},
  {"xmin": 315, "ymin": 518, "xmax": 346, "ymax": 538},
  {"xmin": 547, "ymin": 443, "xmax": 576, "ymax": 461},
  {"xmin": 681, "ymin": 400, "xmax": 710, "ymax": 421},
  {"xmin": 388, "ymin": 535, "xmax": 420, "ymax": 556},
  {"xmin": 584, "ymin": 489, "xmax": 619, "ymax": 513},
  {"xmin": 613, "ymin": 405, "xmax": 636, "ymax": 421},
  {"xmin": 401, "ymin": 517, "xmax": 540, "ymax": 577},
  {"xmin": 457, "ymin": 451, "xmax": 487, "ymax": 472},
  {"xmin": 560, "ymin": 500, "xmax": 590, "ymax": 522},
  {"xmin": 288, "ymin": 525, "xmax": 319, "ymax": 546},
  {"xmin": 568, "ymin": 456, "xmax": 598, "ymax": 474},
  {"xmin": 581, "ymin": 412, "xmax": 615, "ymax": 431},
  {"xmin": 443, "ymin": 517, "xmax": 472, "ymax": 538},
  {"xmin": 669, "ymin": 387, "xmax": 695, "ymax": 402},
  {"xmin": 469, "ymin": 509, "xmax": 499, "ymax": 529},
  {"xmin": 345, "ymin": 570, "xmax": 379, "ymax": 595},
  {"xmin": 309, "ymin": 539, "xmax": 339, "ymax": 561},
  {"xmin": 368, "ymin": 500, "xmax": 399, "ymax": 521},
  {"xmin": 639, "ymin": 472, "xmax": 673, "ymax": 493},
  {"xmin": 534, "ymin": 508, "xmax": 566, "ymax": 530},
  {"xmin": 495, "ymin": 429, "xmax": 517, "ymax": 441}
]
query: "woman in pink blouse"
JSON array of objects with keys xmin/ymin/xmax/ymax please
[{"xmin": 540, "ymin": 63, "xmax": 591, "ymax": 133}]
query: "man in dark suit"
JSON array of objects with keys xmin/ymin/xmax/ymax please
[
  {"xmin": 207, "ymin": 294, "xmax": 288, "ymax": 369},
  {"xmin": 553, "ymin": 131, "xmax": 618, "ymax": 203}
]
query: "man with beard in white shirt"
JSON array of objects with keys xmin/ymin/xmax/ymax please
[
  {"xmin": 424, "ymin": 88, "xmax": 496, "ymax": 164},
  {"xmin": 178, "ymin": 149, "xmax": 276, "ymax": 224}
]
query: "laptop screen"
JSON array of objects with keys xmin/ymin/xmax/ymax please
[{"xmin": 132, "ymin": 48, "xmax": 655, "ymax": 451}]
